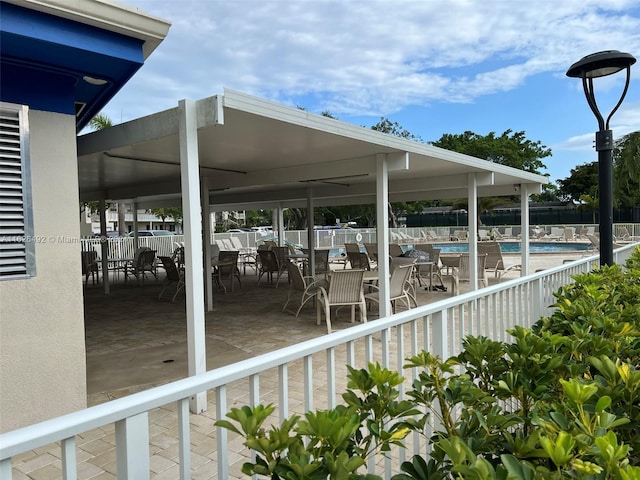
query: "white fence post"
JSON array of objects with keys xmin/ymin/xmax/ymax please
[
  {"xmin": 431, "ymin": 310, "xmax": 448, "ymax": 360},
  {"xmin": 115, "ymin": 413, "xmax": 150, "ymax": 479}
]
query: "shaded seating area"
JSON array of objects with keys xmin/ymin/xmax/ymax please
[{"xmin": 477, "ymin": 241, "xmax": 521, "ymax": 281}]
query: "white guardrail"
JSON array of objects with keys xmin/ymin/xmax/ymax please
[{"xmin": 1, "ymin": 243, "xmax": 638, "ymax": 479}]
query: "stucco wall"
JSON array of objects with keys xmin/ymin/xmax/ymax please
[{"xmin": 0, "ymin": 109, "xmax": 86, "ymax": 432}]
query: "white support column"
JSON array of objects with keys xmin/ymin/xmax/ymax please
[
  {"xmin": 467, "ymin": 173, "xmax": 478, "ymax": 291},
  {"xmin": 202, "ymin": 177, "xmax": 214, "ymax": 311},
  {"xmin": 115, "ymin": 413, "xmax": 150, "ymax": 479},
  {"xmin": 307, "ymin": 189, "xmax": 315, "ymax": 276},
  {"xmin": 132, "ymin": 202, "xmax": 139, "ymax": 250},
  {"xmin": 277, "ymin": 204, "xmax": 285, "ymax": 246},
  {"xmin": 99, "ymin": 199, "xmax": 110, "ymax": 295},
  {"xmin": 179, "ymin": 98, "xmax": 207, "ymax": 413},
  {"xmin": 376, "ymin": 154, "xmax": 391, "ymax": 317},
  {"xmin": 132, "ymin": 201, "xmax": 138, "ymax": 242},
  {"xmin": 520, "ymin": 184, "xmax": 530, "ymax": 275}
]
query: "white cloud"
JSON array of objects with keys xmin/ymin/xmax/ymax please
[{"xmin": 107, "ymin": 0, "xmax": 640, "ymax": 122}]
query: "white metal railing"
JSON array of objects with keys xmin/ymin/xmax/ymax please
[
  {"xmin": 81, "ymin": 235, "xmax": 185, "ymax": 259},
  {"xmin": 3, "ymin": 244, "xmax": 637, "ymax": 479}
]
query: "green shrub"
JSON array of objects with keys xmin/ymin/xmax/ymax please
[{"xmin": 217, "ymin": 247, "xmax": 640, "ymax": 479}]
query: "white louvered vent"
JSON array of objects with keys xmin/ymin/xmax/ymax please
[{"xmin": 0, "ymin": 103, "xmax": 35, "ymax": 279}]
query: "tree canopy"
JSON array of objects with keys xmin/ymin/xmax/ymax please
[
  {"xmin": 430, "ymin": 129, "xmax": 550, "ymax": 174},
  {"xmin": 370, "ymin": 117, "xmax": 423, "ymax": 143},
  {"xmin": 557, "ymin": 161, "xmax": 598, "ymax": 202},
  {"xmin": 613, "ymin": 131, "xmax": 640, "ymax": 208}
]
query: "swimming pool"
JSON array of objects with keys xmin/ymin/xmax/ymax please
[
  {"xmin": 433, "ymin": 241, "xmax": 592, "ymax": 253},
  {"xmin": 329, "ymin": 241, "xmax": 592, "ymax": 258}
]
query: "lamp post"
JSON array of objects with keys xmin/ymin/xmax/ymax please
[{"xmin": 566, "ymin": 50, "xmax": 636, "ymax": 266}]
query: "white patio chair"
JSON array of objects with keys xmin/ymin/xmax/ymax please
[
  {"xmin": 158, "ymin": 256, "xmax": 185, "ymax": 302},
  {"xmin": 365, "ymin": 263, "xmax": 415, "ymax": 314},
  {"xmin": 282, "ymin": 262, "xmax": 328, "ymax": 317},
  {"xmin": 345, "ymin": 243, "xmax": 371, "ymax": 270},
  {"xmin": 477, "ymin": 241, "xmax": 521, "ymax": 281},
  {"xmin": 316, "ymin": 269, "xmax": 366, "ymax": 334}
]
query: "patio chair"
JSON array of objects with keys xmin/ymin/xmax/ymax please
[
  {"xmin": 81, "ymin": 250, "xmax": 99, "ymax": 285},
  {"xmin": 388, "ymin": 243, "xmax": 404, "ymax": 257},
  {"xmin": 397, "ymin": 231, "xmax": 417, "ymax": 243},
  {"xmin": 345, "ymin": 243, "xmax": 371, "ymax": 270},
  {"xmin": 365, "ymin": 264, "xmax": 415, "ymax": 314},
  {"xmin": 477, "ymin": 241, "xmax": 521, "ymax": 281},
  {"xmin": 313, "ymin": 248, "xmax": 330, "ymax": 278},
  {"xmin": 363, "ymin": 243, "xmax": 378, "ymax": 264},
  {"xmin": 412, "ymin": 244, "xmax": 444, "ymax": 289},
  {"xmin": 452, "ymin": 230, "xmax": 468, "ymax": 241},
  {"xmin": 587, "ymin": 234, "xmax": 600, "ymax": 251},
  {"xmin": 213, "ymin": 250, "xmax": 242, "ymax": 293},
  {"xmin": 157, "ymin": 256, "xmax": 185, "ymax": 302},
  {"xmin": 615, "ymin": 226, "xmax": 640, "ymax": 242},
  {"xmin": 457, "ymin": 253, "xmax": 488, "ymax": 289},
  {"xmin": 271, "ymin": 246, "xmax": 290, "ymax": 270},
  {"xmin": 478, "ymin": 229, "xmax": 490, "ymax": 241},
  {"xmin": 389, "ymin": 257, "xmax": 418, "ymax": 306},
  {"xmin": 282, "ymin": 262, "xmax": 328, "ymax": 317},
  {"xmin": 563, "ymin": 227, "xmax": 576, "ymax": 242},
  {"xmin": 257, "ymin": 249, "xmax": 284, "ymax": 287},
  {"xmin": 171, "ymin": 245, "xmax": 184, "ymax": 270},
  {"xmin": 125, "ymin": 247, "xmax": 157, "ymax": 285},
  {"xmin": 316, "ymin": 269, "xmax": 366, "ymax": 333},
  {"xmin": 547, "ymin": 227, "xmax": 564, "ymax": 241},
  {"xmin": 491, "ymin": 228, "xmax": 505, "ymax": 240},
  {"xmin": 426, "ymin": 229, "xmax": 447, "ymax": 241}
]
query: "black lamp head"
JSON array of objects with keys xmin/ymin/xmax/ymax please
[{"xmin": 566, "ymin": 50, "xmax": 636, "ymax": 78}]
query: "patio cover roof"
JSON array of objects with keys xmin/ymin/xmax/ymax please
[{"xmin": 77, "ymin": 89, "xmax": 548, "ymax": 208}]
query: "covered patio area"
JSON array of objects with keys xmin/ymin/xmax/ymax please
[
  {"xmin": 78, "ymin": 89, "xmax": 548, "ymax": 413},
  {"xmin": 83, "ymin": 251, "xmax": 580, "ymax": 406}
]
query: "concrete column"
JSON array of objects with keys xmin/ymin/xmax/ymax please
[
  {"xmin": 307, "ymin": 189, "xmax": 315, "ymax": 276},
  {"xmin": 99, "ymin": 198, "xmax": 110, "ymax": 295},
  {"xmin": 202, "ymin": 178, "xmax": 213, "ymax": 311}
]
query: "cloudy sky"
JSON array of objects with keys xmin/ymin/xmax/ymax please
[{"xmin": 103, "ymin": 0, "xmax": 640, "ymax": 184}]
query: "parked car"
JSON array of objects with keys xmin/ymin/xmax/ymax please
[
  {"xmin": 226, "ymin": 228, "xmax": 252, "ymax": 233},
  {"xmin": 127, "ymin": 230, "xmax": 174, "ymax": 237},
  {"xmin": 91, "ymin": 231, "xmax": 120, "ymax": 238},
  {"xmin": 251, "ymin": 226, "xmax": 273, "ymax": 236}
]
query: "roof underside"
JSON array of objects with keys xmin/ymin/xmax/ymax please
[{"xmin": 77, "ymin": 90, "xmax": 548, "ymax": 209}]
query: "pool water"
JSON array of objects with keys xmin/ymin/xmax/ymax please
[
  {"xmin": 329, "ymin": 241, "xmax": 591, "ymax": 257},
  {"xmin": 434, "ymin": 242, "xmax": 592, "ymax": 253}
]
